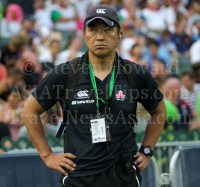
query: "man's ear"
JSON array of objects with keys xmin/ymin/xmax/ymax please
[{"xmin": 117, "ymin": 30, "xmax": 123, "ymax": 44}]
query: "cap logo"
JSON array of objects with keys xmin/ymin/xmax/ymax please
[{"xmin": 96, "ymin": 9, "xmax": 106, "ymax": 14}]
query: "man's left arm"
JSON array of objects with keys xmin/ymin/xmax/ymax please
[{"xmin": 134, "ymin": 99, "xmax": 166, "ymax": 172}]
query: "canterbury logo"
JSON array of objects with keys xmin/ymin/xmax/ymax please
[{"xmin": 96, "ymin": 9, "xmax": 106, "ymax": 13}]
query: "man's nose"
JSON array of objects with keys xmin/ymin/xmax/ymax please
[{"xmin": 96, "ymin": 31, "xmax": 104, "ymax": 40}]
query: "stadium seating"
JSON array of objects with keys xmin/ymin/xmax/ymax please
[
  {"xmin": 169, "ymin": 145, "xmax": 200, "ymax": 187},
  {"xmin": 0, "ymin": 152, "xmax": 160, "ymax": 187}
]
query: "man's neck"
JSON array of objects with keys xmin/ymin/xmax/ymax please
[
  {"xmin": 169, "ymin": 97, "xmax": 179, "ymax": 106},
  {"xmin": 68, "ymin": 45, "xmax": 77, "ymax": 52},
  {"xmin": 176, "ymin": 29, "xmax": 184, "ymax": 35},
  {"xmin": 187, "ymin": 85, "xmax": 194, "ymax": 92},
  {"xmin": 51, "ymin": 52, "xmax": 57, "ymax": 61},
  {"xmin": 88, "ymin": 50, "xmax": 116, "ymax": 74},
  {"xmin": 8, "ymin": 43, "xmax": 15, "ymax": 52}
]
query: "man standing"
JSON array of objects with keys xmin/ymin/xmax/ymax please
[
  {"xmin": 22, "ymin": 5, "xmax": 166, "ymax": 187},
  {"xmin": 165, "ymin": 77, "xmax": 193, "ymax": 131}
]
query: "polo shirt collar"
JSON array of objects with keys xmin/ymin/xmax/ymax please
[{"xmin": 82, "ymin": 51, "xmax": 123, "ymax": 79}]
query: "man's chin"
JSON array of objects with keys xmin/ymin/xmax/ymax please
[{"xmin": 91, "ymin": 49, "xmax": 111, "ymax": 58}]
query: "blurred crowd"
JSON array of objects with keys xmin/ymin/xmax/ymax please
[{"xmin": 0, "ymin": 0, "xmax": 200, "ymax": 153}]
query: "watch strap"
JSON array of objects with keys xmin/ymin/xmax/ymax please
[{"xmin": 139, "ymin": 146, "xmax": 153, "ymax": 157}]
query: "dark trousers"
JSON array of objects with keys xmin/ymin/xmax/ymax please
[{"xmin": 61, "ymin": 161, "xmax": 142, "ymax": 187}]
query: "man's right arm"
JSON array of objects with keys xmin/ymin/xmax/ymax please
[{"xmin": 22, "ymin": 95, "xmax": 76, "ymax": 175}]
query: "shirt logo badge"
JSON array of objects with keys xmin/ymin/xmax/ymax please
[
  {"xmin": 72, "ymin": 100, "xmax": 77, "ymax": 105},
  {"xmin": 72, "ymin": 100, "xmax": 95, "ymax": 105},
  {"xmin": 116, "ymin": 90, "xmax": 125, "ymax": 101},
  {"xmin": 77, "ymin": 90, "xmax": 89, "ymax": 99},
  {"xmin": 96, "ymin": 9, "xmax": 106, "ymax": 14}
]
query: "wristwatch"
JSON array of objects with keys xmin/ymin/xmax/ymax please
[{"xmin": 139, "ymin": 146, "xmax": 153, "ymax": 157}]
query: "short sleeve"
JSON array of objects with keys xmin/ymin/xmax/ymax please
[
  {"xmin": 135, "ymin": 64, "xmax": 164, "ymax": 111},
  {"xmin": 31, "ymin": 63, "xmax": 69, "ymax": 111}
]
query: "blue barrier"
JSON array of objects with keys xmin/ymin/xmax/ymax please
[
  {"xmin": 170, "ymin": 145, "xmax": 200, "ymax": 187},
  {"xmin": 0, "ymin": 152, "xmax": 159, "ymax": 187},
  {"xmin": 141, "ymin": 157, "xmax": 159, "ymax": 187},
  {"xmin": 0, "ymin": 153, "xmax": 61, "ymax": 187}
]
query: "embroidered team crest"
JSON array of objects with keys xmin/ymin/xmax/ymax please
[
  {"xmin": 77, "ymin": 90, "xmax": 89, "ymax": 99},
  {"xmin": 116, "ymin": 90, "xmax": 125, "ymax": 101}
]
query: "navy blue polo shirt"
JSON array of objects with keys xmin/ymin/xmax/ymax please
[
  {"xmin": 170, "ymin": 33, "xmax": 193, "ymax": 54},
  {"xmin": 32, "ymin": 52, "xmax": 163, "ymax": 177},
  {"xmin": 173, "ymin": 99, "xmax": 193, "ymax": 131}
]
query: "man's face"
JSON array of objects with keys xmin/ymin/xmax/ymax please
[
  {"xmin": 22, "ymin": 20, "xmax": 34, "ymax": 32},
  {"xmin": 84, "ymin": 19, "xmax": 120, "ymax": 58},
  {"xmin": 149, "ymin": 44, "xmax": 158, "ymax": 57},
  {"xmin": 72, "ymin": 37, "xmax": 83, "ymax": 51},
  {"xmin": 178, "ymin": 19, "xmax": 187, "ymax": 33},
  {"xmin": 181, "ymin": 75, "xmax": 194, "ymax": 91},
  {"xmin": 60, "ymin": 0, "xmax": 70, "ymax": 7},
  {"xmin": 34, "ymin": 0, "xmax": 44, "ymax": 9},
  {"xmin": 152, "ymin": 60, "xmax": 166, "ymax": 78},
  {"xmin": 171, "ymin": 0, "xmax": 179, "ymax": 11},
  {"xmin": 150, "ymin": 0, "xmax": 159, "ymax": 10},
  {"xmin": 8, "ymin": 92, "xmax": 21, "ymax": 107},
  {"xmin": 50, "ymin": 42, "xmax": 61, "ymax": 55},
  {"xmin": 171, "ymin": 82, "xmax": 181, "ymax": 99},
  {"xmin": 131, "ymin": 46, "xmax": 141, "ymax": 57}
]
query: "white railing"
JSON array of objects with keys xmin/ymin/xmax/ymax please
[
  {"xmin": 138, "ymin": 141, "xmax": 200, "ymax": 174},
  {"xmin": 6, "ymin": 141, "xmax": 200, "ymax": 175}
]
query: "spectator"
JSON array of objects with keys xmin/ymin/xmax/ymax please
[
  {"xmin": 0, "ymin": 122, "xmax": 11, "ymax": 154},
  {"xmin": 20, "ymin": 49, "xmax": 42, "ymax": 87},
  {"xmin": 181, "ymin": 71, "xmax": 200, "ymax": 116},
  {"xmin": 34, "ymin": 0, "xmax": 54, "ymax": 32},
  {"xmin": 191, "ymin": 15, "xmax": 200, "ymax": 41},
  {"xmin": 9, "ymin": 0, "xmax": 34, "ymax": 16},
  {"xmin": 169, "ymin": 17, "xmax": 193, "ymax": 57},
  {"xmin": 142, "ymin": 0, "xmax": 166, "ymax": 32},
  {"xmin": 0, "ymin": 67, "xmax": 23, "ymax": 102},
  {"xmin": 0, "ymin": 64, "xmax": 8, "ymax": 81},
  {"xmin": 0, "ymin": 33, "xmax": 28, "ymax": 66},
  {"xmin": 39, "ymin": 39, "xmax": 61, "ymax": 64},
  {"xmin": 190, "ymin": 39, "xmax": 200, "ymax": 84},
  {"xmin": 187, "ymin": 1, "xmax": 200, "ymax": 35},
  {"xmin": 18, "ymin": 111, "xmax": 57, "ymax": 140},
  {"xmin": 133, "ymin": 17, "xmax": 147, "ymax": 35},
  {"xmin": 157, "ymin": 29, "xmax": 173, "ymax": 52},
  {"xmin": 120, "ymin": 5, "xmax": 136, "ymax": 32},
  {"xmin": 55, "ymin": 34, "xmax": 84, "ymax": 65},
  {"xmin": 151, "ymin": 58, "xmax": 169, "ymax": 82},
  {"xmin": 71, "ymin": 0, "xmax": 90, "ymax": 33},
  {"xmin": 0, "ymin": 4, "xmax": 23, "ymax": 38},
  {"xmin": 0, "ymin": 85, "xmax": 23, "ymax": 141},
  {"xmin": 118, "ymin": 0, "xmax": 135, "ymax": 21},
  {"xmin": 134, "ymin": 32, "xmax": 148, "ymax": 56},
  {"xmin": 6, "ymin": 4, "xmax": 23, "ymax": 24},
  {"xmin": 165, "ymin": 0, "xmax": 187, "ymax": 33},
  {"xmin": 120, "ymin": 25, "xmax": 136, "ymax": 58},
  {"xmin": 52, "ymin": 0, "xmax": 79, "ymax": 47},
  {"xmin": 143, "ymin": 40, "xmax": 170, "ymax": 71},
  {"xmin": 128, "ymin": 43, "xmax": 147, "ymax": 67},
  {"xmin": 21, "ymin": 16, "xmax": 44, "ymax": 55},
  {"xmin": 72, "ymin": 0, "xmax": 90, "ymax": 18},
  {"xmin": 164, "ymin": 77, "xmax": 193, "ymax": 130}
]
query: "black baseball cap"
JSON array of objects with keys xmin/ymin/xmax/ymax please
[{"xmin": 84, "ymin": 5, "xmax": 121, "ymax": 29}]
